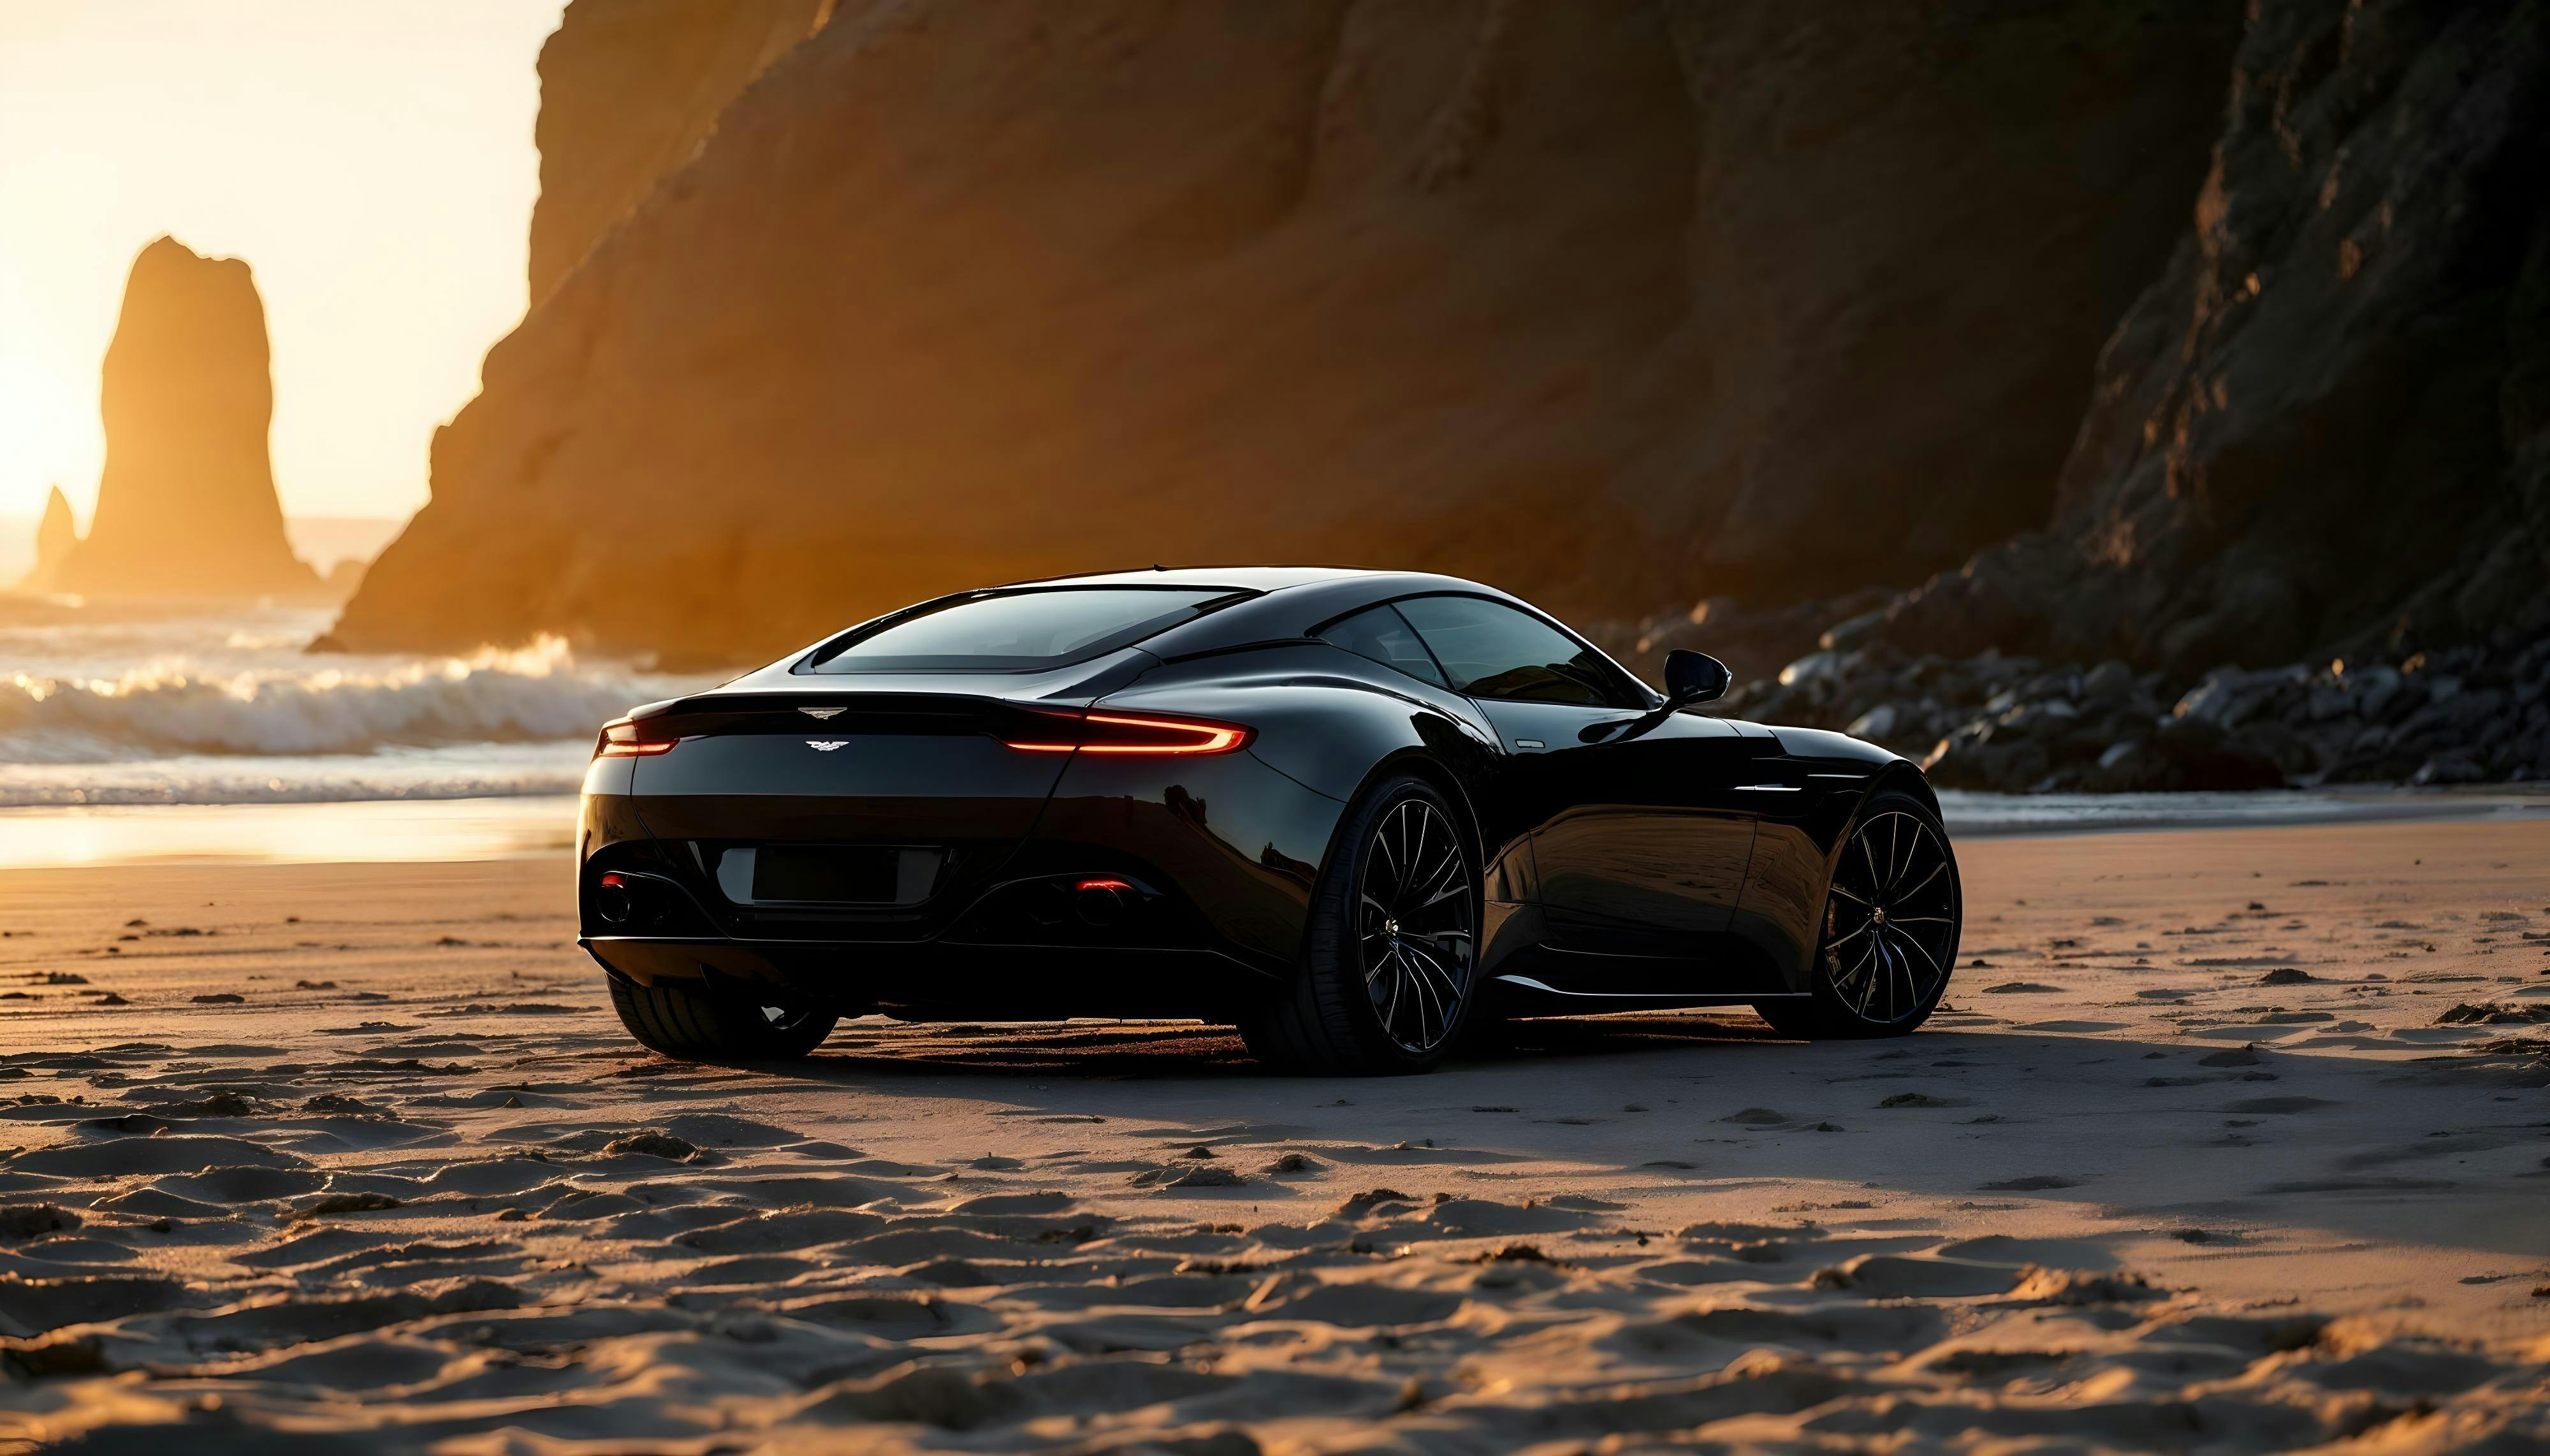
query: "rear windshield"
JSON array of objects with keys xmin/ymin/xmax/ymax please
[{"xmin": 803, "ymin": 586, "xmax": 1244, "ymax": 673}]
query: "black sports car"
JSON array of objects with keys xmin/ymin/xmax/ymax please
[{"xmin": 579, "ymin": 567, "xmax": 1962, "ymax": 1073}]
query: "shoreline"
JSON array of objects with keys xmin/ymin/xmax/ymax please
[
  {"xmin": 1, "ymin": 784, "xmax": 2544, "ymax": 869},
  {"xmin": 1939, "ymin": 783, "xmax": 2550, "ymax": 837}
]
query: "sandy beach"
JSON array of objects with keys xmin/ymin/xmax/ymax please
[{"xmin": 0, "ymin": 817, "xmax": 2544, "ymax": 1452}]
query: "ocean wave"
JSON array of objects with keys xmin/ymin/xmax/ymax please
[
  {"xmin": 0, "ymin": 636, "xmax": 690, "ymax": 761},
  {"xmin": 0, "ymin": 753, "xmax": 588, "ymax": 808}
]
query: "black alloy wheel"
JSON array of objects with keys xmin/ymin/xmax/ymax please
[
  {"xmin": 1754, "ymin": 790, "xmax": 1960, "ymax": 1038},
  {"xmin": 1357, "ymin": 795, "xmax": 1478, "ymax": 1056},
  {"xmin": 1241, "ymin": 775, "xmax": 1480, "ymax": 1074}
]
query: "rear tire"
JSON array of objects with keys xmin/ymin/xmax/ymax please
[
  {"xmin": 1240, "ymin": 775, "xmax": 1479, "ymax": 1075},
  {"xmin": 608, "ymin": 974, "xmax": 838, "ymax": 1060},
  {"xmin": 1752, "ymin": 788, "xmax": 1961, "ymax": 1040}
]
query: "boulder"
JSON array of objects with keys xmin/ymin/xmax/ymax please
[
  {"xmin": 1819, "ymin": 609, "xmax": 1890, "ymax": 654},
  {"xmin": 2080, "ymin": 659, "xmax": 2136, "ymax": 705},
  {"xmin": 2412, "ymin": 751, "xmax": 2489, "ymax": 786}
]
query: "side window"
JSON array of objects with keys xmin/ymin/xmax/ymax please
[
  {"xmin": 1394, "ymin": 595, "xmax": 1636, "ymax": 708},
  {"xmin": 1318, "ymin": 604, "xmax": 1447, "ymax": 688}
]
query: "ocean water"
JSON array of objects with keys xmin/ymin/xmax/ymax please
[
  {"xmin": 1, "ymin": 601, "xmax": 2539, "ymax": 867},
  {"xmin": 1937, "ymin": 787, "xmax": 2549, "ymax": 836},
  {"xmin": 0, "ymin": 601, "xmax": 709, "ymax": 811}
]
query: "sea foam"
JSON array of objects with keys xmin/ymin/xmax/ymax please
[{"xmin": 0, "ymin": 634, "xmax": 685, "ymax": 761}]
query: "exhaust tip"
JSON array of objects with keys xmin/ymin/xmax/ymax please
[
  {"xmin": 594, "ymin": 872, "xmax": 633, "ymax": 926},
  {"xmin": 1073, "ymin": 878, "xmax": 1130, "ymax": 928}
]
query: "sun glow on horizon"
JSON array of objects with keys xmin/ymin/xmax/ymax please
[{"xmin": 0, "ymin": 1, "xmax": 566, "ymax": 530}]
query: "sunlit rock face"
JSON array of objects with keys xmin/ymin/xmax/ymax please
[
  {"xmin": 335, "ymin": 0, "xmax": 2236, "ymax": 666},
  {"xmin": 1886, "ymin": 0, "xmax": 2550, "ymax": 672},
  {"xmin": 19, "ymin": 485, "xmax": 78, "ymax": 592},
  {"xmin": 528, "ymin": 0, "xmax": 833, "ymax": 303},
  {"xmin": 54, "ymin": 238, "xmax": 320, "ymax": 601}
]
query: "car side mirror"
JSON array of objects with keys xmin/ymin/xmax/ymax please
[{"xmin": 1664, "ymin": 650, "xmax": 1730, "ymax": 707}]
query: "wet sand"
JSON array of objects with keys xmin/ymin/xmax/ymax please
[{"xmin": 0, "ymin": 819, "xmax": 2544, "ymax": 1450}]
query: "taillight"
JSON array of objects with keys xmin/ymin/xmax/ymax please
[
  {"xmin": 595, "ymin": 720, "xmax": 676, "ymax": 758},
  {"xmin": 1002, "ymin": 710, "xmax": 1251, "ymax": 756}
]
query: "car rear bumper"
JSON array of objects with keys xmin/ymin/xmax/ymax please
[
  {"xmin": 581, "ymin": 931, "xmax": 1281, "ymax": 1019},
  {"xmin": 574, "ymin": 743, "xmax": 1346, "ymax": 1017}
]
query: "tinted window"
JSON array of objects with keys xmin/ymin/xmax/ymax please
[
  {"xmin": 1318, "ymin": 604, "xmax": 1447, "ymax": 688},
  {"xmin": 1395, "ymin": 595, "xmax": 1636, "ymax": 707},
  {"xmin": 808, "ymin": 587, "xmax": 1237, "ymax": 673}
]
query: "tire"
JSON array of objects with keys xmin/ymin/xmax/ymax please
[
  {"xmin": 1241, "ymin": 774, "xmax": 1480, "ymax": 1075},
  {"xmin": 1752, "ymin": 788, "xmax": 1961, "ymax": 1039},
  {"xmin": 609, "ymin": 973, "xmax": 838, "ymax": 1060}
]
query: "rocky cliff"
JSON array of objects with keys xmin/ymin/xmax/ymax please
[
  {"xmin": 18, "ymin": 486, "xmax": 77, "ymax": 592},
  {"xmin": 528, "ymin": 0, "xmax": 833, "ymax": 303},
  {"xmin": 1884, "ymin": 0, "xmax": 2550, "ymax": 674},
  {"xmin": 55, "ymin": 238, "xmax": 321, "ymax": 601},
  {"xmin": 333, "ymin": 0, "xmax": 2238, "ymax": 666},
  {"xmin": 1589, "ymin": 0, "xmax": 2550, "ymax": 790}
]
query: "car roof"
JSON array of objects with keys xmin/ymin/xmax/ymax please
[
  {"xmin": 991, "ymin": 565, "xmax": 1393, "ymax": 593},
  {"xmin": 846, "ymin": 565, "xmax": 1563, "ymax": 643},
  {"xmin": 989, "ymin": 565, "xmax": 1533, "ymax": 609},
  {"xmin": 998, "ymin": 565, "xmax": 1539, "ymax": 629}
]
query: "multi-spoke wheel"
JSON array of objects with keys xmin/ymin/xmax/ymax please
[
  {"xmin": 1357, "ymin": 796, "xmax": 1477, "ymax": 1056},
  {"xmin": 1754, "ymin": 790, "xmax": 1961, "ymax": 1039},
  {"xmin": 1241, "ymin": 775, "xmax": 1480, "ymax": 1074}
]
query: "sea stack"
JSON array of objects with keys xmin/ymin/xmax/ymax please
[
  {"xmin": 18, "ymin": 485, "xmax": 78, "ymax": 592},
  {"xmin": 54, "ymin": 237, "xmax": 320, "ymax": 601}
]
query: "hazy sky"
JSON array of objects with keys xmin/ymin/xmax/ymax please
[{"xmin": 0, "ymin": 0, "xmax": 566, "ymax": 527}]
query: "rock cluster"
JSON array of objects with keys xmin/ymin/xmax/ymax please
[
  {"xmin": 1583, "ymin": 0, "xmax": 2550, "ymax": 793},
  {"xmin": 1593, "ymin": 588, "xmax": 1897, "ymax": 694},
  {"xmin": 1881, "ymin": 0, "xmax": 2550, "ymax": 674},
  {"xmin": 1702, "ymin": 634, "xmax": 2550, "ymax": 793}
]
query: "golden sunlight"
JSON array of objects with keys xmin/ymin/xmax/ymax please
[{"xmin": 0, "ymin": 0, "xmax": 564, "ymax": 527}]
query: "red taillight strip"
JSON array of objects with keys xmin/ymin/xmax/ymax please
[
  {"xmin": 595, "ymin": 722, "xmax": 677, "ymax": 757},
  {"xmin": 1003, "ymin": 711, "xmax": 1251, "ymax": 756}
]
